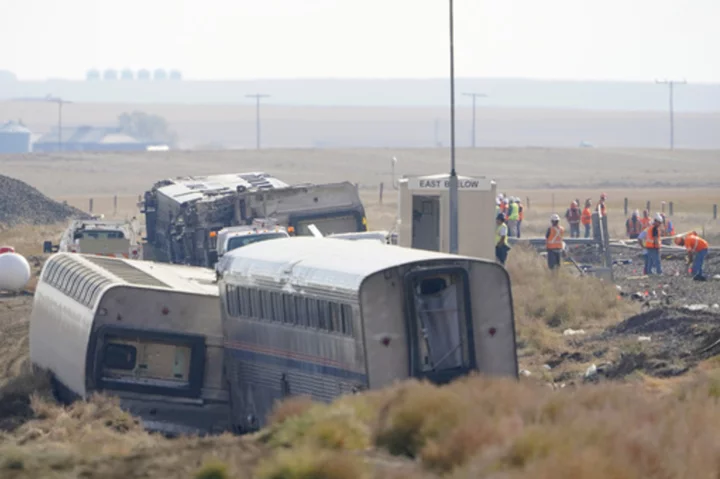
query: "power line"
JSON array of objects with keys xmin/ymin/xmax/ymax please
[
  {"xmin": 655, "ymin": 79, "xmax": 686, "ymax": 150},
  {"xmin": 462, "ymin": 92, "xmax": 488, "ymax": 148},
  {"xmin": 245, "ymin": 93, "xmax": 270, "ymax": 149}
]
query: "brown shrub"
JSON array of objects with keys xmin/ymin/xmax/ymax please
[
  {"xmin": 267, "ymin": 395, "xmax": 317, "ymax": 426},
  {"xmin": 255, "ymin": 446, "xmax": 368, "ymax": 479}
]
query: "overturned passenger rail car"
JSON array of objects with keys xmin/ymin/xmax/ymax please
[
  {"xmin": 29, "ymin": 253, "xmax": 230, "ymax": 436},
  {"xmin": 219, "ymin": 237, "xmax": 518, "ymax": 433}
]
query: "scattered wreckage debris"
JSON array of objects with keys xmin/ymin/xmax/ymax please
[{"xmin": 599, "ymin": 307, "xmax": 720, "ymax": 380}]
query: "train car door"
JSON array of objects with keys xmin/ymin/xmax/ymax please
[{"xmin": 403, "ymin": 267, "xmax": 477, "ymax": 384}]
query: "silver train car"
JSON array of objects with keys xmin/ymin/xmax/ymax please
[
  {"xmin": 219, "ymin": 237, "xmax": 517, "ymax": 432},
  {"xmin": 29, "ymin": 253, "xmax": 230, "ymax": 436}
]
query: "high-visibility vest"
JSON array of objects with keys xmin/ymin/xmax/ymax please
[
  {"xmin": 640, "ymin": 217, "xmax": 650, "ymax": 228},
  {"xmin": 626, "ymin": 218, "xmax": 643, "ymax": 236},
  {"xmin": 518, "ymin": 204, "xmax": 524, "ymax": 221},
  {"xmin": 665, "ymin": 221, "xmax": 675, "ymax": 236},
  {"xmin": 495, "ymin": 223, "xmax": 508, "ymax": 246},
  {"xmin": 599, "ymin": 202, "xmax": 606, "ymax": 216},
  {"xmin": 685, "ymin": 235, "xmax": 708, "ymax": 252},
  {"xmin": 643, "ymin": 225, "xmax": 661, "ymax": 249},
  {"xmin": 546, "ymin": 225, "xmax": 564, "ymax": 250},
  {"xmin": 581, "ymin": 207, "xmax": 592, "ymax": 225},
  {"xmin": 508, "ymin": 203, "xmax": 519, "ymax": 221}
]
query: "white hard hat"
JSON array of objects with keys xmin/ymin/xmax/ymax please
[
  {"xmin": 654, "ymin": 213, "xmax": 663, "ymax": 222},
  {"xmin": 551, "ymin": 214, "xmax": 560, "ymax": 222}
]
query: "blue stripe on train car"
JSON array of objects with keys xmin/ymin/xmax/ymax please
[{"xmin": 226, "ymin": 347, "xmax": 368, "ymax": 383}]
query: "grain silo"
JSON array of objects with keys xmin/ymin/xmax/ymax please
[{"xmin": 0, "ymin": 121, "xmax": 32, "ymax": 153}]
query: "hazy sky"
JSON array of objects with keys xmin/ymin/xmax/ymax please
[{"xmin": 2, "ymin": 0, "xmax": 718, "ymax": 82}]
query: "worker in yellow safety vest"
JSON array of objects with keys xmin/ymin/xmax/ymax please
[
  {"xmin": 545, "ymin": 214, "xmax": 565, "ymax": 270},
  {"xmin": 495, "ymin": 213, "xmax": 511, "ymax": 265},
  {"xmin": 507, "ymin": 198, "xmax": 520, "ymax": 237}
]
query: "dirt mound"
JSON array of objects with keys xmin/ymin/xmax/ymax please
[
  {"xmin": 0, "ymin": 174, "xmax": 88, "ymax": 226},
  {"xmin": 600, "ymin": 307, "xmax": 720, "ymax": 378}
]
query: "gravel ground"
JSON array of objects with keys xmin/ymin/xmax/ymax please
[{"xmin": 0, "ymin": 174, "xmax": 89, "ymax": 226}]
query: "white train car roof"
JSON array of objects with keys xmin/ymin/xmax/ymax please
[
  {"xmin": 156, "ymin": 172, "xmax": 289, "ymax": 205},
  {"xmin": 223, "ymin": 236, "xmax": 491, "ymax": 293},
  {"xmin": 44, "ymin": 253, "xmax": 219, "ymax": 297}
]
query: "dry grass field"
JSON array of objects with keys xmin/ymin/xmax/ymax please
[{"xmin": 1, "ymin": 147, "xmax": 720, "ymax": 477}]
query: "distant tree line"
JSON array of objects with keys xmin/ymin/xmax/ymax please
[{"xmin": 117, "ymin": 111, "xmax": 179, "ymax": 147}]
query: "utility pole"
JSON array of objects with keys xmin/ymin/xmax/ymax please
[
  {"xmin": 245, "ymin": 93, "xmax": 270, "ymax": 149},
  {"xmin": 448, "ymin": 0, "xmax": 459, "ymax": 255},
  {"xmin": 11, "ymin": 95, "xmax": 71, "ymax": 152},
  {"xmin": 462, "ymin": 92, "xmax": 487, "ymax": 148},
  {"xmin": 655, "ymin": 79, "xmax": 686, "ymax": 150}
]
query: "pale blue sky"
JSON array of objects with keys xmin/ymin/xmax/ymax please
[{"xmin": 2, "ymin": 0, "xmax": 718, "ymax": 81}]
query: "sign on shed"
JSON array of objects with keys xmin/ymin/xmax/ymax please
[{"xmin": 396, "ymin": 173, "xmax": 496, "ymax": 260}]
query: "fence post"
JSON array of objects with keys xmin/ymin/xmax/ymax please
[
  {"xmin": 379, "ymin": 182, "xmax": 384, "ymax": 205},
  {"xmin": 669, "ymin": 202, "xmax": 674, "ymax": 216},
  {"xmin": 526, "ymin": 197, "xmax": 530, "ymax": 209},
  {"xmin": 624, "ymin": 198, "xmax": 628, "ymax": 216},
  {"xmin": 113, "ymin": 195, "xmax": 118, "ymax": 216},
  {"xmin": 89, "ymin": 198, "xmax": 94, "ymax": 213},
  {"xmin": 646, "ymin": 200, "xmax": 651, "ymax": 213},
  {"xmin": 714, "ymin": 204, "xmax": 717, "ymax": 220}
]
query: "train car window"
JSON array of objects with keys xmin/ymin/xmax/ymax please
[
  {"xmin": 104, "ymin": 343, "xmax": 137, "ymax": 370},
  {"xmin": 329, "ymin": 302, "xmax": 341, "ymax": 333},
  {"xmin": 43, "ymin": 258, "xmax": 60, "ymax": 282},
  {"xmin": 85, "ymin": 276, "xmax": 106, "ymax": 307},
  {"xmin": 272, "ymin": 293, "xmax": 285, "ymax": 323},
  {"xmin": 56, "ymin": 261, "xmax": 78, "ymax": 288},
  {"xmin": 78, "ymin": 275, "xmax": 93, "ymax": 305},
  {"xmin": 283, "ymin": 294, "xmax": 296, "ymax": 325},
  {"xmin": 260, "ymin": 290, "xmax": 273, "ymax": 321},
  {"xmin": 250, "ymin": 289, "xmax": 263, "ymax": 319},
  {"xmin": 61, "ymin": 263, "xmax": 86, "ymax": 292},
  {"xmin": 306, "ymin": 299, "xmax": 319, "ymax": 329},
  {"xmin": 295, "ymin": 296, "xmax": 308, "ymax": 327},
  {"xmin": 51, "ymin": 257, "xmax": 75, "ymax": 285},
  {"xmin": 318, "ymin": 300, "xmax": 331, "ymax": 330},
  {"xmin": 80, "ymin": 273, "xmax": 102, "ymax": 306},
  {"xmin": 240, "ymin": 287, "xmax": 251, "ymax": 317},
  {"xmin": 68, "ymin": 271, "xmax": 87, "ymax": 301},
  {"xmin": 243, "ymin": 288, "xmax": 254, "ymax": 317},
  {"xmin": 238, "ymin": 286, "xmax": 247, "ymax": 316},
  {"xmin": 341, "ymin": 304, "xmax": 354, "ymax": 337},
  {"xmin": 224, "ymin": 285, "xmax": 236, "ymax": 316}
]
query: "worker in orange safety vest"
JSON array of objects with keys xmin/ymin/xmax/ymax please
[
  {"xmin": 675, "ymin": 232, "xmax": 709, "ymax": 281},
  {"xmin": 598, "ymin": 193, "xmax": 607, "ymax": 216},
  {"xmin": 638, "ymin": 213, "xmax": 663, "ymax": 275},
  {"xmin": 660, "ymin": 213, "xmax": 675, "ymax": 237},
  {"xmin": 545, "ymin": 214, "xmax": 565, "ymax": 270},
  {"xmin": 516, "ymin": 197, "xmax": 524, "ymax": 238},
  {"xmin": 625, "ymin": 210, "xmax": 643, "ymax": 239},
  {"xmin": 581, "ymin": 199, "xmax": 593, "ymax": 238},
  {"xmin": 640, "ymin": 209, "xmax": 651, "ymax": 229}
]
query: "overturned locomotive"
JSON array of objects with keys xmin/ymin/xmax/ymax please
[{"xmin": 140, "ymin": 172, "xmax": 368, "ymax": 267}]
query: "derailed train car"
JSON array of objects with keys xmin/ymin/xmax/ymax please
[
  {"xmin": 218, "ymin": 237, "xmax": 517, "ymax": 433},
  {"xmin": 29, "ymin": 253, "xmax": 230, "ymax": 436},
  {"xmin": 140, "ymin": 172, "xmax": 369, "ymax": 267}
]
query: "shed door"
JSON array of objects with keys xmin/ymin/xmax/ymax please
[{"xmin": 411, "ymin": 196, "xmax": 440, "ymax": 251}]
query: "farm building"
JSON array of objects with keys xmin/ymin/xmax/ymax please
[
  {"xmin": 0, "ymin": 121, "xmax": 32, "ymax": 153},
  {"xmin": 32, "ymin": 126, "xmax": 167, "ymax": 153}
]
